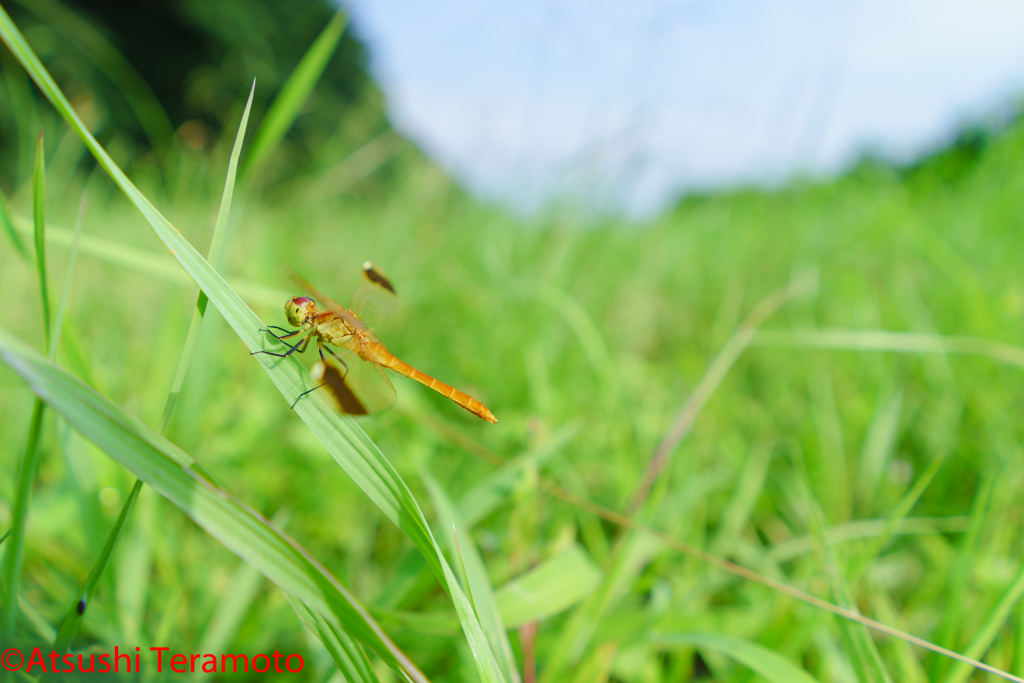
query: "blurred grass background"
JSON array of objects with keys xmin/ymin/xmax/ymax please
[{"xmin": 2, "ymin": 0, "xmax": 1024, "ymax": 681}]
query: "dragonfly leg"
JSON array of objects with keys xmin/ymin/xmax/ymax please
[
  {"xmin": 260, "ymin": 325, "xmax": 303, "ymax": 341},
  {"xmin": 290, "ymin": 345, "xmax": 353, "ymax": 409},
  {"xmin": 290, "ymin": 382, "xmax": 326, "ymax": 409},
  {"xmin": 319, "ymin": 345, "xmax": 351, "ymax": 378},
  {"xmin": 252, "ymin": 331, "xmax": 312, "ymax": 358}
]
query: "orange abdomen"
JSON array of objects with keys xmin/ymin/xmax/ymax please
[{"xmin": 368, "ymin": 342, "xmax": 497, "ymax": 423}]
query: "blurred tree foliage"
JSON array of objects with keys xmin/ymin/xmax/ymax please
[{"xmin": 0, "ymin": 0, "xmax": 388, "ymax": 188}]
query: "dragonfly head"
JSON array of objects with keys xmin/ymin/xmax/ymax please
[{"xmin": 285, "ymin": 297, "xmax": 315, "ymax": 326}]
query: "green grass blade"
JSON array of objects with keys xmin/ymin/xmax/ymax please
[
  {"xmin": 10, "ymin": 213, "xmax": 287, "ymax": 306},
  {"xmin": 0, "ymin": 184, "xmax": 28, "ymax": 260},
  {"xmin": 33, "ymin": 128, "xmax": 50, "ymax": 351},
  {"xmin": 493, "ymin": 544, "xmax": 602, "ymax": 628},
  {"xmin": 939, "ymin": 563, "xmax": 1024, "ymax": 683},
  {"xmin": 929, "ymin": 472, "xmax": 994, "ymax": 680},
  {"xmin": 208, "ymin": 79, "xmax": 253, "ymax": 270},
  {"xmin": 0, "ymin": 12, "xmax": 507, "ymax": 679},
  {"xmin": 438, "ymin": 540, "xmax": 507, "ymax": 683},
  {"xmin": 0, "ymin": 325, "xmax": 428, "ymax": 683},
  {"xmin": 754, "ymin": 328, "xmax": 1024, "ymax": 369},
  {"xmin": 422, "ymin": 465, "xmax": 520, "ymax": 683},
  {"xmin": 791, "ymin": 471, "xmax": 891, "ymax": 683},
  {"xmin": 0, "ymin": 128, "xmax": 52, "ymax": 648},
  {"xmin": 242, "ymin": 10, "xmax": 348, "ymax": 180},
  {"xmin": 48, "ymin": 192, "xmax": 85, "ymax": 361},
  {"xmin": 288, "ymin": 595, "xmax": 381, "ymax": 683},
  {"xmin": 847, "ymin": 433, "xmax": 953, "ymax": 586},
  {"xmin": 542, "ymin": 276, "xmax": 816, "ymax": 682},
  {"xmin": 158, "ymin": 79, "xmax": 255, "ymax": 431},
  {"xmin": 45, "ymin": 478, "xmax": 142, "ymax": 661},
  {"xmin": 1015, "ymin": 597, "xmax": 1024, "ymax": 677},
  {"xmin": 0, "ymin": 398, "xmax": 45, "ymax": 643},
  {"xmin": 0, "ymin": 529, "xmax": 10, "ymax": 547},
  {"xmin": 649, "ymin": 633, "xmax": 821, "ymax": 683},
  {"xmin": 765, "ymin": 516, "xmax": 970, "ymax": 564}
]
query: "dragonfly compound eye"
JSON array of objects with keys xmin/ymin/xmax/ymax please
[{"xmin": 285, "ymin": 297, "xmax": 314, "ymax": 326}]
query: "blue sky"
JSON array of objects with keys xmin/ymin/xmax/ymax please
[{"xmin": 343, "ymin": 0, "xmax": 1024, "ymax": 216}]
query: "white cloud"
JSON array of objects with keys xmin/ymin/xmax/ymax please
[{"xmin": 344, "ymin": 0, "xmax": 1024, "ymax": 215}]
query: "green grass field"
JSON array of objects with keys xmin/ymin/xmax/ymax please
[{"xmin": 2, "ymin": 5, "xmax": 1024, "ymax": 682}]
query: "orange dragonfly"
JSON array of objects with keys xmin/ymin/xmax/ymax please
[{"xmin": 254, "ymin": 262, "xmax": 497, "ymax": 424}]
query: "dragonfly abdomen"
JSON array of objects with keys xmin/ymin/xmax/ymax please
[{"xmin": 373, "ymin": 343, "xmax": 498, "ymax": 423}]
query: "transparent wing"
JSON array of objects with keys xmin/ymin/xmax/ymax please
[
  {"xmin": 313, "ymin": 346, "xmax": 397, "ymax": 416},
  {"xmin": 351, "ymin": 261, "xmax": 398, "ymax": 324},
  {"xmin": 286, "ymin": 268, "xmax": 368, "ymax": 331}
]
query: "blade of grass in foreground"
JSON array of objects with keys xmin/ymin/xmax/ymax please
[
  {"xmin": 0, "ymin": 326, "xmax": 427, "ymax": 683},
  {"xmin": 0, "ymin": 132, "xmax": 52, "ymax": 646},
  {"xmin": 288, "ymin": 595, "xmax": 380, "ymax": 683},
  {"xmin": 421, "ymin": 465, "xmax": 520, "ymax": 683},
  {"xmin": 0, "ymin": 11, "xmax": 506, "ymax": 680}
]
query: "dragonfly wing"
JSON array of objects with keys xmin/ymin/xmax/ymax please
[
  {"xmin": 313, "ymin": 346, "xmax": 397, "ymax": 416},
  {"xmin": 351, "ymin": 261, "xmax": 398, "ymax": 324},
  {"xmin": 287, "ymin": 267, "xmax": 368, "ymax": 331}
]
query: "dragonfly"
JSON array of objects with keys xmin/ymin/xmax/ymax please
[{"xmin": 253, "ymin": 262, "xmax": 498, "ymax": 424}]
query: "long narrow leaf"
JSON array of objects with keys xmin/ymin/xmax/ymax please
[
  {"xmin": 158, "ymin": 80, "xmax": 255, "ymax": 430},
  {"xmin": 48, "ymin": 193, "xmax": 85, "ymax": 360},
  {"xmin": 754, "ymin": 328, "xmax": 1024, "ymax": 369},
  {"xmin": 422, "ymin": 466, "xmax": 520, "ymax": 683},
  {"xmin": 439, "ymin": 542, "xmax": 507, "ymax": 683},
  {"xmin": 46, "ymin": 478, "xmax": 141, "ymax": 660},
  {"xmin": 33, "ymin": 129, "xmax": 50, "ymax": 350},
  {"xmin": 288, "ymin": 595, "xmax": 381, "ymax": 683},
  {"xmin": 242, "ymin": 11, "xmax": 347, "ymax": 179},
  {"xmin": 0, "ymin": 398, "xmax": 45, "ymax": 642},
  {"xmin": 0, "ymin": 129, "xmax": 51, "ymax": 646},
  {"xmin": 10, "ymin": 213, "xmax": 286, "ymax": 306},
  {"xmin": 0, "ymin": 325, "xmax": 427, "ymax": 682},
  {"xmin": 940, "ymin": 563, "xmax": 1024, "ymax": 683}
]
